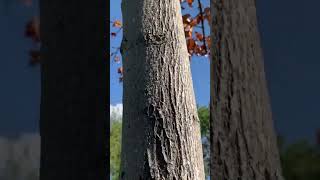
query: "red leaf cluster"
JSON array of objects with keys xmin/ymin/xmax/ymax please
[
  {"xmin": 110, "ymin": 20, "xmax": 123, "ymax": 39},
  {"xmin": 180, "ymin": 0, "xmax": 195, "ymax": 7},
  {"xmin": 203, "ymin": 7, "xmax": 211, "ymax": 22},
  {"xmin": 25, "ymin": 17, "xmax": 41, "ymax": 65},
  {"xmin": 111, "ymin": 32, "xmax": 117, "ymax": 37},
  {"xmin": 117, "ymin": 67, "xmax": 124, "ymax": 82},
  {"xmin": 187, "ymin": 0, "xmax": 194, "ymax": 7},
  {"xmin": 25, "ymin": 18, "xmax": 40, "ymax": 43},
  {"xmin": 113, "ymin": 20, "xmax": 122, "ymax": 28},
  {"xmin": 117, "ymin": 67, "xmax": 123, "ymax": 74},
  {"xmin": 183, "ymin": 10, "xmax": 210, "ymax": 57}
]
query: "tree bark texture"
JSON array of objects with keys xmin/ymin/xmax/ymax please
[
  {"xmin": 39, "ymin": 1, "xmax": 108, "ymax": 179},
  {"xmin": 120, "ymin": 0, "xmax": 205, "ymax": 179},
  {"xmin": 210, "ymin": 0, "xmax": 284, "ymax": 180}
]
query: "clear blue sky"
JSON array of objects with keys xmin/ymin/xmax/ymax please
[{"xmin": 0, "ymin": 0, "xmax": 320, "ymax": 144}]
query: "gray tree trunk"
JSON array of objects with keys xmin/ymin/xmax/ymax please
[
  {"xmin": 209, "ymin": 0, "xmax": 284, "ymax": 180},
  {"xmin": 39, "ymin": 1, "xmax": 108, "ymax": 179},
  {"xmin": 120, "ymin": 0, "xmax": 205, "ymax": 179}
]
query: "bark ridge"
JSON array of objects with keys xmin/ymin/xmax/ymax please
[{"xmin": 210, "ymin": 0, "xmax": 284, "ymax": 180}]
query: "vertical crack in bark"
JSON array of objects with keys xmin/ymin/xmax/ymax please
[
  {"xmin": 147, "ymin": 105, "xmax": 172, "ymax": 179},
  {"xmin": 238, "ymin": 93, "xmax": 252, "ymax": 160},
  {"xmin": 225, "ymin": 38, "xmax": 233, "ymax": 132},
  {"xmin": 223, "ymin": 160, "xmax": 230, "ymax": 179},
  {"xmin": 264, "ymin": 168, "xmax": 271, "ymax": 180},
  {"xmin": 142, "ymin": 152, "xmax": 152, "ymax": 180},
  {"xmin": 235, "ymin": 131, "xmax": 243, "ymax": 179}
]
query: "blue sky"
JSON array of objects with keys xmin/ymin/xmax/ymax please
[{"xmin": 110, "ymin": 0, "xmax": 211, "ymax": 107}]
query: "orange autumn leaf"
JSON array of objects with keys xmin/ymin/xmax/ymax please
[
  {"xmin": 206, "ymin": 36, "xmax": 211, "ymax": 48},
  {"xmin": 184, "ymin": 24, "xmax": 193, "ymax": 39},
  {"xmin": 184, "ymin": 24, "xmax": 192, "ymax": 31},
  {"xmin": 182, "ymin": 14, "xmax": 192, "ymax": 24},
  {"xmin": 187, "ymin": 39, "xmax": 196, "ymax": 51},
  {"xmin": 187, "ymin": 0, "xmax": 193, "ymax": 7},
  {"xmin": 200, "ymin": 45, "xmax": 207, "ymax": 55},
  {"xmin": 185, "ymin": 30, "xmax": 193, "ymax": 39},
  {"xmin": 203, "ymin": 7, "xmax": 211, "ymax": 22},
  {"xmin": 196, "ymin": 14, "xmax": 204, "ymax": 24},
  {"xmin": 204, "ymin": 7, "xmax": 210, "ymax": 16},
  {"xmin": 190, "ymin": 18, "xmax": 198, "ymax": 26},
  {"xmin": 194, "ymin": 45, "xmax": 203, "ymax": 56},
  {"xmin": 113, "ymin": 20, "xmax": 122, "ymax": 28},
  {"xmin": 195, "ymin": 32, "xmax": 204, "ymax": 41},
  {"xmin": 205, "ymin": 15, "xmax": 211, "ymax": 22},
  {"xmin": 117, "ymin": 67, "xmax": 123, "ymax": 74}
]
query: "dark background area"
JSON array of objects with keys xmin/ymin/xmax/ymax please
[
  {"xmin": 257, "ymin": 0, "xmax": 320, "ymax": 144},
  {"xmin": 0, "ymin": 0, "xmax": 40, "ymax": 138}
]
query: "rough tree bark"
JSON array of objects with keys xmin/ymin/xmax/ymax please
[
  {"xmin": 120, "ymin": 0, "xmax": 205, "ymax": 179},
  {"xmin": 209, "ymin": 0, "xmax": 284, "ymax": 180},
  {"xmin": 39, "ymin": 1, "xmax": 108, "ymax": 179}
]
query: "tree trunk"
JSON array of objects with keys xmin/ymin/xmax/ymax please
[
  {"xmin": 39, "ymin": 1, "xmax": 108, "ymax": 179},
  {"xmin": 209, "ymin": 0, "xmax": 284, "ymax": 180},
  {"xmin": 120, "ymin": 0, "xmax": 205, "ymax": 179}
]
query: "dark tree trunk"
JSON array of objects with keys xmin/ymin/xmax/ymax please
[
  {"xmin": 120, "ymin": 0, "xmax": 205, "ymax": 179},
  {"xmin": 210, "ymin": 0, "xmax": 284, "ymax": 180},
  {"xmin": 39, "ymin": 1, "xmax": 108, "ymax": 179}
]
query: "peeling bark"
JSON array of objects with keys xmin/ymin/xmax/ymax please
[
  {"xmin": 120, "ymin": 0, "xmax": 205, "ymax": 179},
  {"xmin": 210, "ymin": 0, "xmax": 284, "ymax": 180}
]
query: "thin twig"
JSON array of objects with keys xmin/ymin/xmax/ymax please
[{"xmin": 197, "ymin": 0, "xmax": 207, "ymax": 54}]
